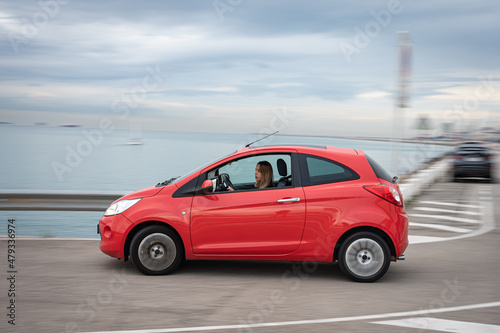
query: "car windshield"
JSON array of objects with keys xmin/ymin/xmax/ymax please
[{"xmin": 162, "ymin": 151, "xmax": 237, "ymax": 186}]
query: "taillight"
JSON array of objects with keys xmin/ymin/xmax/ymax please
[{"xmin": 363, "ymin": 184, "xmax": 403, "ymax": 207}]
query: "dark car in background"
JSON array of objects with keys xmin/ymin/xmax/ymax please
[{"xmin": 453, "ymin": 142, "xmax": 494, "ymax": 182}]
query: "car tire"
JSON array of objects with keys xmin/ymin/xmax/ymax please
[
  {"xmin": 338, "ymin": 232, "xmax": 391, "ymax": 283},
  {"xmin": 130, "ymin": 225, "xmax": 184, "ymax": 275},
  {"xmin": 487, "ymin": 172, "xmax": 494, "ymax": 183}
]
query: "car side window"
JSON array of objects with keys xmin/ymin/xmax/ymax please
[
  {"xmin": 300, "ymin": 154, "xmax": 359, "ymax": 186},
  {"xmin": 206, "ymin": 153, "xmax": 292, "ymax": 191}
]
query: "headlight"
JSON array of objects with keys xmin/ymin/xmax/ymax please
[{"xmin": 104, "ymin": 198, "xmax": 141, "ymax": 216}]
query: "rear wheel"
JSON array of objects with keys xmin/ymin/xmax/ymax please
[
  {"xmin": 338, "ymin": 232, "xmax": 390, "ymax": 282},
  {"xmin": 130, "ymin": 225, "xmax": 184, "ymax": 275},
  {"xmin": 487, "ymin": 172, "xmax": 494, "ymax": 183}
]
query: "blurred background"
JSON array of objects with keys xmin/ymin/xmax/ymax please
[{"xmin": 0, "ymin": 0, "xmax": 499, "ymax": 237}]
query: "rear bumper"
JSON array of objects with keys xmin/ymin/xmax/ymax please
[
  {"xmin": 454, "ymin": 164, "xmax": 491, "ymax": 178},
  {"xmin": 393, "ymin": 211, "xmax": 409, "ymax": 258}
]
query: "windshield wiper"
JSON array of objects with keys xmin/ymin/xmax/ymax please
[{"xmin": 156, "ymin": 177, "xmax": 179, "ymax": 187}]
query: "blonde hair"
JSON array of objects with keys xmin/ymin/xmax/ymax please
[{"xmin": 255, "ymin": 161, "xmax": 273, "ymax": 189}]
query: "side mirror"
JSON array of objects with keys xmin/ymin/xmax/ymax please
[{"xmin": 200, "ymin": 179, "xmax": 214, "ymax": 194}]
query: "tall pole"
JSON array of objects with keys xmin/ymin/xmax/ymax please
[
  {"xmin": 392, "ymin": 31, "xmax": 412, "ymax": 176},
  {"xmin": 397, "ymin": 31, "xmax": 412, "ymax": 109}
]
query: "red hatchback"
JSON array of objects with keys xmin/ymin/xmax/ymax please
[{"xmin": 98, "ymin": 145, "xmax": 408, "ymax": 282}]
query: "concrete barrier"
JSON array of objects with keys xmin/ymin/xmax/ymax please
[
  {"xmin": 0, "ymin": 190, "xmax": 130, "ymax": 211},
  {"xmin": 399, "ymin": 158, "xmax": 451, "ymax": 202}
]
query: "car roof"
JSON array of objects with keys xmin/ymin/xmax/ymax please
[
  {"xmin": 237, "ymin": 144, "xmax": 361, "ymax": 156},
  {"xmin": 250, "ymin": 143, "xmax": 327, "ymax": 149}
]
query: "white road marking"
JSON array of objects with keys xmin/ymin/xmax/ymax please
[
  {"xmin": 410, "ymin": 200, "xmax": 495, "ymax": 244},
  {"xmin": 414, "ymin": 206, "xmax": 482, "ymax": 216},
  {"xmin": 408, "ymin": 235, "xmax": 447, "ymax": 244},
  {"xmin": 408, "ymin": 213, "xmax": 480, "ymax": 224},
  {"xmin": 409, "ymin": 222, "xmax": 470, "ymax": 233},
  {"xmin": 76, "ymin": 301, "xmax": 500, "ymax": 333},
  {"xmin": 373, "ymin": 317, "xmax": 500, "ymax": 332},
  {"xmin": 418, "ymin": 201, "xmax": 482, "ymax": 209}
]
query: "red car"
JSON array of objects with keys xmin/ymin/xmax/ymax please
[{"xmin": 98, "ymin": 145, "xmax": 408, "ymax": 282}]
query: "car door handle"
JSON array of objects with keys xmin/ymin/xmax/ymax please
[{"xmin": 277, "ymin": 198, "xmax": 301, "ymax": 203}]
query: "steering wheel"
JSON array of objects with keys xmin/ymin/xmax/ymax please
[{"xmin": 217, "ymin": 173, "xmax": 235, "ymax": 191}]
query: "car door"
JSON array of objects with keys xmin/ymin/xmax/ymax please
[
  {"xmin": 190, "ymin": 153, "xmax": 306, "ymax": 255},
  {"xmin": 298, "ymin": 153, "xmax": 364, "ymax": 239}
]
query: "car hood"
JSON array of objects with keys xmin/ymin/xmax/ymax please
[{"xmin": 120, "ymin": 186, "xmax": 164, "ymax": 200}]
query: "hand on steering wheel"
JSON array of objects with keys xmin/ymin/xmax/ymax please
[{"xmin": 218, "ymin": 173, "xmax": 235, "ymax": 191}]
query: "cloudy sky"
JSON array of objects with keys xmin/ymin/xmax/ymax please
[{"xmin": 0, "ymin": 0, "xmax": 499, "ymax": 137}]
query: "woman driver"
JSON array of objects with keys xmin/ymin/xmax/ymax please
[{"xmin": 254, "ymin": 161, "xmax": 274, "ymax": 189}]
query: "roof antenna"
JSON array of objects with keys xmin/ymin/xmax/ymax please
[{"xmin": 245, "ymin": 131, "xmax": 279, "ymax": 148}]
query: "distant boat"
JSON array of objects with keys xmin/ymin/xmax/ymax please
[
  {"xmin": 127, "ymin": 137, "xmax": 144, "ymax": 145},
  {"xmin": 127, "ymin": 121, "xmax": 144, "ymax": 145},
  {"xmin": 59, "ymin": 124, "xmax": 82, "ymax": 128}
]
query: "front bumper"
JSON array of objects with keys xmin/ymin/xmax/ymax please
[{"xmin": 98, "ymin": 214, "xmax": 135, "ymax": 259}]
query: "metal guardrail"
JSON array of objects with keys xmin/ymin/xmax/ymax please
[{"xmin": 0, "ymin": 190, "xmax": 130, "ymax": 211}]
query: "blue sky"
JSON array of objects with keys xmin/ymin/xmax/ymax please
[{"xmin": 0, "ymin": 0, "xmax": 499, "ymax": 137}]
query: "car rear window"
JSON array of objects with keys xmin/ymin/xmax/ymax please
[
  {"xmin": 457, "ymin": 147, "xmax": 488, "ymax": 154},
  {"xmin": 300, "ymin": 155, "xmax": 359, "ymax": 186},
  {"xmin": 366, "ymin": 155, "xmax": 392, "ymax": 182}
]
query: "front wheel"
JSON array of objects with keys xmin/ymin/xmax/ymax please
[
  {"xmin": 130, "ymin": 225, "xmax": 184, "ymax": 275},
  {"xmin": 338, "ymin": 232, "xmax": 391, "ymax": 282}
]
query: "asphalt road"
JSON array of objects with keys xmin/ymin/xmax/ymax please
[{"xmin": 1, "ymin": 166, "xmax": 499, "ymax": 333}]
